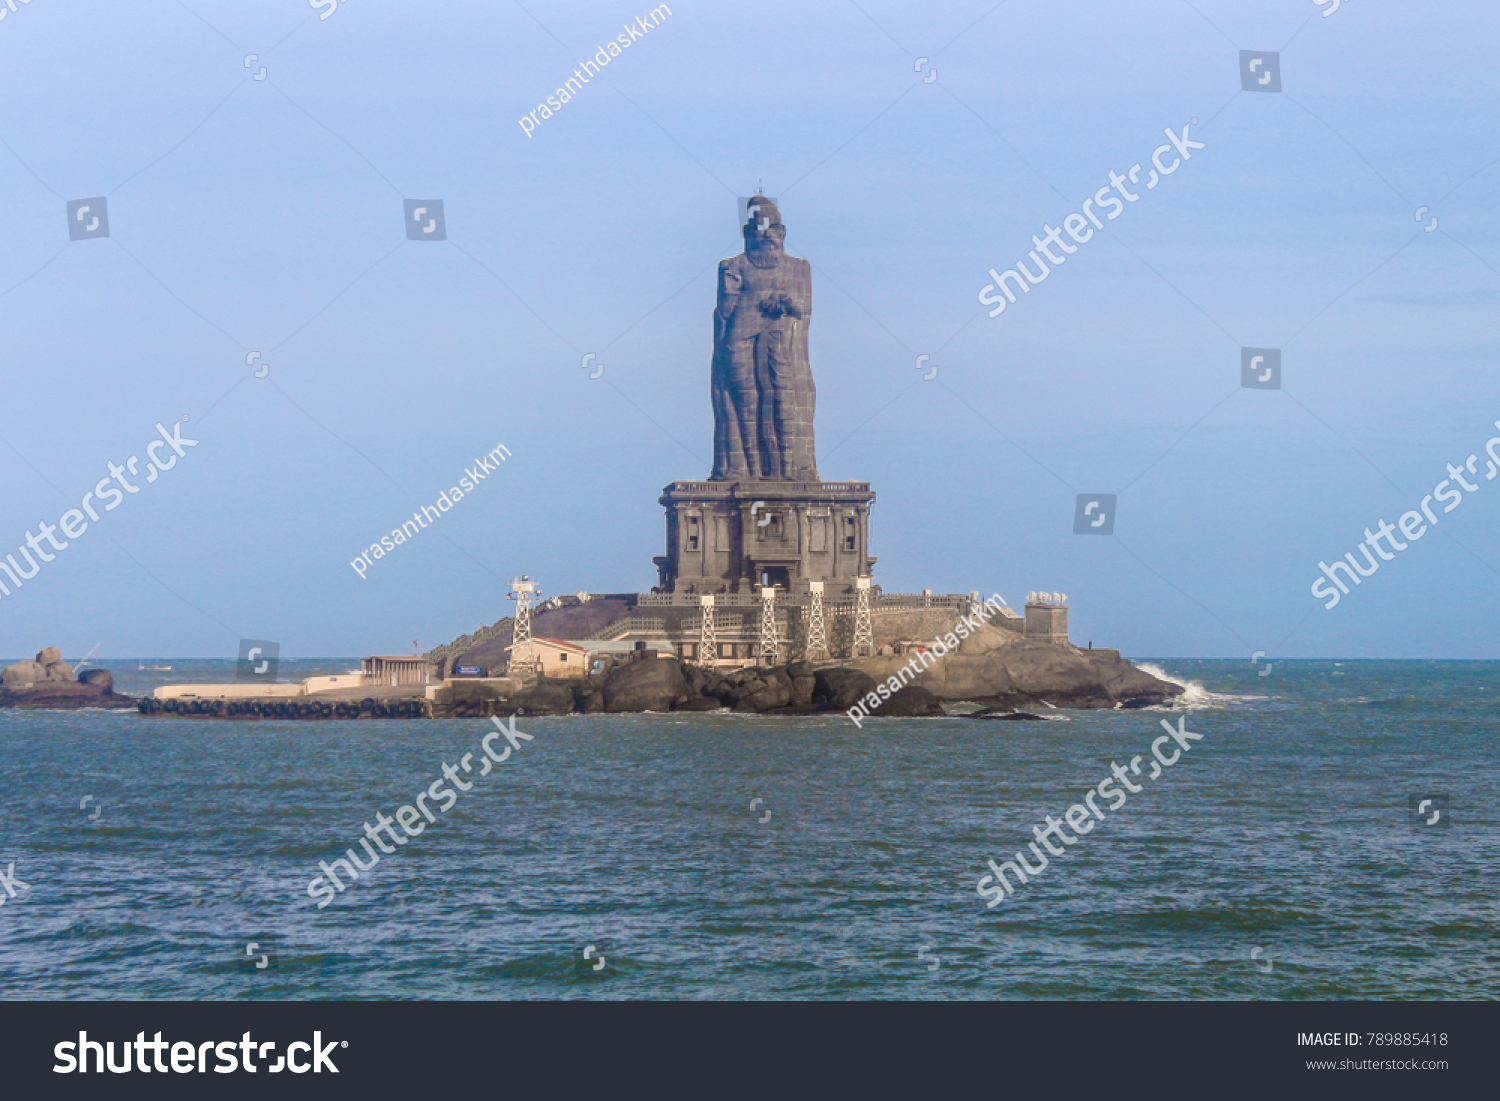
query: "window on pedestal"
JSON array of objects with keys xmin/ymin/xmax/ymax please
[
  {"xmin": 687, "ymin": 516, "xmax": 700, "ymax": 552},
  {"xmin": 844, "ymin": 516, "xmax": 857, "ymax": 552}
]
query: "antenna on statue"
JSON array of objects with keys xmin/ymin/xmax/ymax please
[{"xmin": 757, "ymin": 178, "xmax": 763, "ymax": 194}]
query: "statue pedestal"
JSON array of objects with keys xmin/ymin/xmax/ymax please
[{"xmin": 655, "ymin": 480, "xmax": 876, "ymax": 595}]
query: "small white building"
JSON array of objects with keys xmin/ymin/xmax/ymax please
[
  {"xmin": 361, "ymin": 656, "xmax": 435, "ymax": 687},
  {"xmin": 506, "ymin": 638, "xmax": 589, "ymax": 679}
]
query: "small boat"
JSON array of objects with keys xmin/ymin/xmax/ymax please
[{"xmin": 138, "ymin": 660, "xmax": 174, "ymax": 671}]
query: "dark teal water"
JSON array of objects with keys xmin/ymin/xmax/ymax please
[{"xmin": 0, "ymin": 660, "xmax": 1495, "ymax": 1000}]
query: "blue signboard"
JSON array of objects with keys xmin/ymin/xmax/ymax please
[{"xmin": 456, "ymin": 666, "xmax": 483, "ymax": 676}]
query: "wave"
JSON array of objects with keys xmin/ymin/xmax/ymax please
[{"xmin": 1134, "ymin": 663, "xmax": 1268, "ymax": 710}]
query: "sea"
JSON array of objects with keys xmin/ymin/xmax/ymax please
[{"xmin": 0, "ymin": 658, "xmax": 1495, "ymax": 1000}]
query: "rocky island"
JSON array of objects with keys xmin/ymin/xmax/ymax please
[
  {"xmin": 1, "ymin": 647, "xmax": 136, "ymax": 710},
  {"xmin": 113, "ymin": 194, "xmax": 1180, "ymax": 722},
  {"xmin": 428, "ymin": 618, "xmax": 1180, "ymax": 719}
]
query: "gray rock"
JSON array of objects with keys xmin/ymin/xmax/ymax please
[
  {"xmin": 78, "ymin": 669, "xmax": 114, "ymax": 692},
  {"xmin": 1, "ymin": 661, "xmax": 46, "ymax": 689},
  {"xmin": 871, "ymin": 685, "xmax": 945, "ymax": 718},
  {"xmin": 683, "ymin": 663, "xmax": 712, "ymax": 698},
  {"xmin": 850, "ymin": 640, "xmax": 1181, "ymax": 710},
  {"xmin": 812, "ymin": 668, "xmax": 877, "ymax": 711},
  {"xmin": 34, "ymin": 646, "xmax": 62, "ymax": 666},
  {"xmin": 674, "ymin": 696, "xmax": 722, "ymax": 712},
  {"xmin": 735, "ymin": 668, "xmax": 793, "ymax": 712},
  {"xmin": 603, "ymin": 657, "xmax": 691, "ymax": 712},
  {"xmin": 43, "ymin": 661, "xmax": 74, "ymax": 683}
]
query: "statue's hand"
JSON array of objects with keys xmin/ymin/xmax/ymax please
[
  {"xmin": 722, "ymin": 268, "xmax": 743, "ymax": 296},
  {"xmin": 778, "ymin": 293, "xmax": 803, "ymax": 318}
]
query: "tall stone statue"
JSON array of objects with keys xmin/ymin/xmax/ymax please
[{"xmin": 710, "ymin": 196, "xmax": 819, "ymax": 482}]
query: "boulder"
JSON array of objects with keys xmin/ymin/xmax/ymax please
[
  {"xmin": 78, "ymin": 669, "xmax": 114, "ymax": 692},
  {"xmin": 789, "ymin": 674, "xmax": 816, "ymax": 707},
  {"xmin": 734, "ymin": 668, "xmax": 793, "ymax": 712},
  {"xmin": 871, "ymin": 685, "xmax": 945, "ymax": 718},
  {"xmin": 726, "ymin": 675, "xmax": 766, "ymax": 702},
  {"xmin": 1, "ymin": 661, "xmax": 47, "ymax": 689},
  {"xmin": 34, "ymin": 646, "xmax": 62, "ymax": 666},
  {"xmin": 813, "ymin": 668, "xmax": 877, "ymax": 711},
  {"xmin": 603, "ymin": 657, "xmax": 691, "ymax": 712},
  {"xmin": 574, "ymin": 686, "xmax": 606, "ymax": 714},
  {"xmin": 683, "ymin": 663, "xmax": 712, "ymax": 698},
  {"xmin": 43, "ymin": 661, "xmax": 74, "ymax": 683},
  {"xmin": 674, "ymin": 696, "xmax": 722, "ymax": 712}
]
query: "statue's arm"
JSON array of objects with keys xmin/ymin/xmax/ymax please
[
  {"xmin": 718, "ymin": 261, "xmax": 742, "ymax": 312},
  {"xmin": 715, "ymin": 261, "xmax": 742, "ymax": 342}
]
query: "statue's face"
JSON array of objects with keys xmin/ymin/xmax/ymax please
[{"xmin": 744, "ymin": 199, "xmax": 785, "ymax": 252}]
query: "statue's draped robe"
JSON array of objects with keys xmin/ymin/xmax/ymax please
[{"xmin": 710, "ymin": 251, "xmax": 818, "ymax": 481}]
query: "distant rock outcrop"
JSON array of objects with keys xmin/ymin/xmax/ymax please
[{"xmin": 0, "ymin": 648, "xmax": 135, "ymax": 710}]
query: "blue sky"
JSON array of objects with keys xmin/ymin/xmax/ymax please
[{"xmin": 1, "ymin": 0, "xmax": 1497, "ymax": 661}]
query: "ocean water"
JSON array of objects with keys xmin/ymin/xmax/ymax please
[{"xmin": 0, "ymin": 659, "xmax": 1495, "ymax": 1000}]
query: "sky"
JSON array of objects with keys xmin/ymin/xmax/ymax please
[{"xmin": 1, "ymin": 0, "xmax": 1497, "ymax": 662}]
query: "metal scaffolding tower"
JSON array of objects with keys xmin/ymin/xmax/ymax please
[
  {"xmin": 852, "ymin": 576, "xmax": 874, "ymax": 657},
  {"xmin": 507, "ymin": 575, "xmax": 541, "ymax": 674},
  {"xmin": 804, "ymin": 581, "xmax": 828, "ymax": 660},
  {"xmin": 698, "ymin": 593, "xmax": 718, "ymax": 666},
  {"xmin": 757, "ymin": 586, "xmax": 780, "ymax": 665}
]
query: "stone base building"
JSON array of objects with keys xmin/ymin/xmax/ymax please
[{"xmin": 655, "ymin": 479, "xmax": 876, "ymax": 595}]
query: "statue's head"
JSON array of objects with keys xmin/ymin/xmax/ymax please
[{"xmin": 743, "ymin": 195, "xmax": 785, "ymax": 256}]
